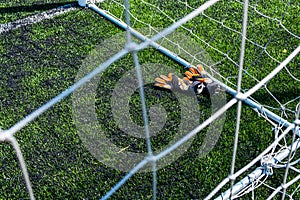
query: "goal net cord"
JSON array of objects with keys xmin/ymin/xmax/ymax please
[{"xmin": 0, "ymin": 0, "xmax": 299, "ymax": 199}]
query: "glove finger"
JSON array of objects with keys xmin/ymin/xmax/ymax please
[
  {"xmin": 189, "ymin": 67, "xmax": 199, "ymax": 74},
  {"xmin": 178, "ymin": 78, "xmax": 189, "ymax": 91},
  {"xmin": 168, "ymin": 73, "xmax": 174, "ymax": 81},
  {"xmin": 192, "ymin": 77, "xmax": 205, "ymax": 82},
  {"xmin": 202, "ymin": 77, "xmax": 213, "ymax": 83},
  {"xmin": 196, "ymin": 64, "xmax": 206, "ymax": 75},
  {"xmin": 191, "ymin": 77, "xmax": 213, "ymax": 83},
  {"xmin": 155, "ymin": 77, "xmax": 167, "ymax": 84},
  {"xmin": 154, "ymin": 83, "xmax": 172, "ymax": 89},
  {"xmin": 160, "ymin": 74, "xmax": 172, "ymax": 81},
  {"xmin": 183, "ymin": 77, "xmax": 191, "ymax": 83},
  {"xmin": 184, "ymin": 71, "xmax": 194, "ymax": 79}
]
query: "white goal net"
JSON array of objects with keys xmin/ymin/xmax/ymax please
[{"xmin": 0, "ymin": 0, "xmax": 299, "ymax": 199}]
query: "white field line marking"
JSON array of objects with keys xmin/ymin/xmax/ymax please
[{"xmin": 0, "ymin": 4, "xmax": 77, "ymax": 34}]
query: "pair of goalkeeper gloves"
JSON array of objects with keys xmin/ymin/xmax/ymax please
[{"xmin": 155, "ymin": 65, "xmax": 221, "ymax": 96}]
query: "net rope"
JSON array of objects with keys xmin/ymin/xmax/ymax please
[{"xmin": 0, "ymin": 0, "xmax": 299, "ymax": 199}]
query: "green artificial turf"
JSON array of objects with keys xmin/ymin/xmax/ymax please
[
  {"xmin": 0, "ymin": 1, "xmax": 77, "ymax": 24},
  {"xmin": 0, "ymin": 0, "xmax": 299, "ymax": 199}
]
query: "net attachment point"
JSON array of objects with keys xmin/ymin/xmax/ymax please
[
  {"xmin": 261, "ymin": 154, "xmax": 276, "ymax": 176},
  {"xmin": 146, "ymin": 155, "xmax": 156, "ymax": 163}
]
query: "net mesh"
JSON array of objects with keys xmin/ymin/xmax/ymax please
[{"xmin": 0, "ymin": 0, "xmax": 299, "ymax": 199}]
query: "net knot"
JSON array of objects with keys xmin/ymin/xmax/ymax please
[
  {"xmin": 280, "ymin": 105, "xmax": 286, "ymax": 111},
  {"xmin": 126, "ymin": 42, "xmax": 138, "ymax": 52},
  {"xmin": 146, "ymin": 155, "xmax": 156, "ymax": 163},
  {"xmin": 261, "ymin": 154, "xmax": 275, "ymax": 176}
]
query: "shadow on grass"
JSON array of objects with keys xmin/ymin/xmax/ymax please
[{"xmin": 0, "ymin": 1, "xmax": 78, "ymax": 14}]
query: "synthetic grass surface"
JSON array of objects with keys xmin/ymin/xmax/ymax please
[
  {"xmin": 0, "ymin": 1, "xmax": 77, "ymax": 24},
  {"xmin": 0, "ymin": 0, "xmax": 299, "ymax": 199}
]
